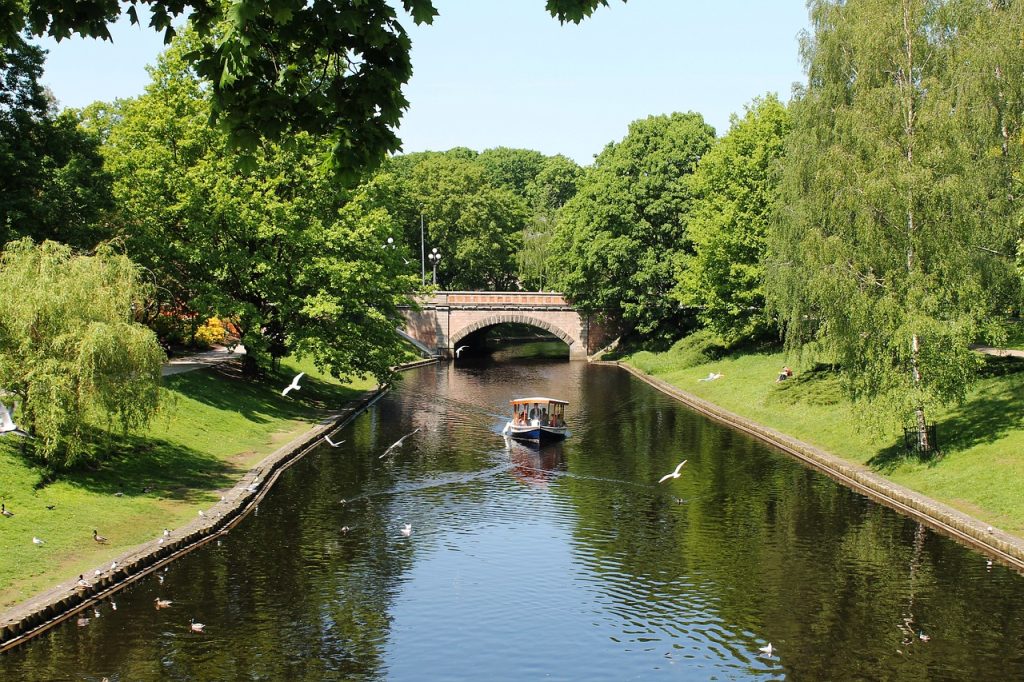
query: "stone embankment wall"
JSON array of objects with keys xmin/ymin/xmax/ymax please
[
  {"xmin": 0, "ymin": 358, "xmax": 438, "ymax": 653},
  {"xmin": 606, "ymin": 361, "xmax": 1024, "ymax": 571}
]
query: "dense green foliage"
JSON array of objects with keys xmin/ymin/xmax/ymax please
[
  {"xmin": 550, "ymin": 112, "xmax": 716, "ymax": 340},
  {"xmin": 0, "ymin": 35, "xmax": 112, "ymax": 248},
  {"xmin": 766, "ymin": 0, "xmax": 1023, "ymax": 434},
  {"xmin": 101, "ymin": 34, "xmax": 417, "ymax": 379},
  {"xmin": 675, "ymin": 95, "xmax": 790, "ymax": 343},
  {"xmin": 0, "ymin": 239, "xmax": 164, "ymax": 467},
  {"xmin": 3, "ymin": 0, "xmax": 1024, "ymax": 475},
  {"xmin": 1, "ymin": 0, "xmax": 623, "ymax": 178},
  {"xmin": 519, "ymin": 154, "xmax": 582, "ymax": 290},
  {"xmin": 357, "ymin": 148, "xmax": 580, "ymax": 291}
]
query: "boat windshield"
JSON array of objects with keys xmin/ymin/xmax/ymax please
[{"xmin": 512, "ymin": 401, "xmax": 566, "ymax": 427}]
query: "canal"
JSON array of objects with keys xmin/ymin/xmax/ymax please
[{"xmin": 3, "ymin": 347, "xmax": 1024, "ymax": 680}]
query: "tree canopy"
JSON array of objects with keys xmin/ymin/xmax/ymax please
[
  {"xmin": 766, "ymin": 0, "xmax": 1023, "ymax": 437},
  {"xmin": 2, "ymin": 0, "xmax": 625, "ymax": 180},
  {"xmin": 674, "ymin": 95, "xmax": 790, "ymax": 343},
  {"xmin": 549, "ymin": 112, "xmax": 715, "ymax": 339},
  {"xmin": 102, "ymin": 31, "xmax": 417, "ymax": 380},
  {"xmin": 0, "ymin": 239, "xmax": 164, "ymax": 467},
  {"xmin": 0, "ymin": 35, "xmax": 112, "ymax": 248},
  {"xmin": 364, "ymin": 151, "xmax": 528, "ymax": 290}
]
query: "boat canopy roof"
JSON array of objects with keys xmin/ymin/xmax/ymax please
[{"xmin": 510, "ymin": 397, "xmax": 569, "ymax": 406}]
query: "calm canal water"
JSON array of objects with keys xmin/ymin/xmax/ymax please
[{"xmin": 3, "ymin": 346, "xmax": 1024, "ymax": 680}]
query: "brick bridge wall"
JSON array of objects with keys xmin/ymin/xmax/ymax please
[{"xmin": 399, "ymin": 292, "xmax": 613, "ymax": 359}]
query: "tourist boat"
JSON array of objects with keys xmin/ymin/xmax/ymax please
[{"xmin": 503, "ymin": 397, "xmax": 569, "ymax": 443}]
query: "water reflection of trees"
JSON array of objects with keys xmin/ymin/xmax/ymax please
[
  {"xmin": 6, "ymin": 362, "xmax": 1024, "ymax": 679},
  {"xmin": 554, "ymin": 368, "xmax": 1024, "ymax": 679}
]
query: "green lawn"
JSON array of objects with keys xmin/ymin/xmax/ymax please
[
  {"xmin": 624, "ymin": 345, "xmax": 1024, "ymax": 536},
  {"xmin": 0, "ymin": 357, "xmax": 376, "ymax": 610}
]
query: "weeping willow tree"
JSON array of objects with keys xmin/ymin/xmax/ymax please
[
  {"xmin": 0, "ymin": 239, "xmax": 165, "ymax": 467},
  {"xmin": 766, "ymin": 0, "xmax": 1022, "ymax": 446}
]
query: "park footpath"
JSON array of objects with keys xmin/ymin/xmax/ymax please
[
  {"xmin": 161, "ymin": 344, "xmax": 248, "ymax": 376},
  {"xmin": 599, "ymin": 359, "xmax": 1024, "ymax": 573},
  {"xmin": 0, "ymin": 352, "xmax": 438, "ymax": 652}
]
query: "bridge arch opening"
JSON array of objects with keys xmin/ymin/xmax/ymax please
[{"xmin": 450, "ymin": 314, "xmax": 575, "ymax": 359}]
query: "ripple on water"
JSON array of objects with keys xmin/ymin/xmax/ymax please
[{"xmin": 4, "ymin": 359, "xmax": 1024, "ymax": 681}]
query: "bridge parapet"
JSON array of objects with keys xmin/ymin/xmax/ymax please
[{"xmin": 421, "ymin": 291, "xmax": 570, "ymax": 309}]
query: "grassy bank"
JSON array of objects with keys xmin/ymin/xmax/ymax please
[
  {"xmin": 0, "ymin": 357, "xmax": 376, "ymax": 610},
  {"xmin": 623, "ymin": 342, "xmax": 1024, "ymax": 535}
]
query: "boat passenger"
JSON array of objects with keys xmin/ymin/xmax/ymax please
[{"xmin": 540, "ymin": 408, "xmax": 549, "ymax": 426}]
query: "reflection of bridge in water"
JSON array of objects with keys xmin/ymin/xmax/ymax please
[{"xmin": 399, "ymin": 291, "xmax": 613, "ymax": 359}]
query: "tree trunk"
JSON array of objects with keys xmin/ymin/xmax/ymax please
[{"xmin": 901, "ymin": 0, "xmax": 929, "ymax": 451}]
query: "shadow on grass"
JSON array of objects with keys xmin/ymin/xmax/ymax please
[
  {"xmin": 163, "ymin": 362, "xmax": 368, "ymax": 424},
  {"xmin": 868, "ymin": 355, "xmax": 1024, "ymax": 471},
  {"xmin": 768, "ymin": 362, "xmax": 845, "ymax": 407},
  {"xmin": 65, "ymin": 433, "xmax": 241, "ymax": 502}
]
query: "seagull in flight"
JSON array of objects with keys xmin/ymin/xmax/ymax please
[
  {"xmin": 282, "ymin": 372, "xmax": 305, "ymax": 397},
  {"xmin": 323, "ymin": 435, "xmax": 345, "ymax": 448},
  {"xmin": 0, "ymin": 401, "xmax": 29, "ymax": 437},
  {"xmin": 454, "ymin": 345, "xmax": 469, "ymax": 358},
  {"xmin": 379, "ymin": 428, "xmax": 421, "ymax": 459},
  {"xmin": 697, "ymin": 372, "xmax": 723, "ymax": 382},
  {"xmin": 658, "ymin": 460, "xmax": 688, "ymax": 484}
]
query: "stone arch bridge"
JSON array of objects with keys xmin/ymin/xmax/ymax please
[{"xmin": 399, "ymin": 292, "xmax": 612, "ymax": 359}]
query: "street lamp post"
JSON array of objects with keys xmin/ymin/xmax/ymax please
[
  {"xmin": 420, "ymin": 211, "xmax": 426, "ymax": 285},
  {"xmin": 428, "ymin": 247, "xmax": 441, "ymax": 286}
]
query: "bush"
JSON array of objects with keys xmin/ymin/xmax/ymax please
[
  {"xmin": 630, "ymin": 328, "xmax": 730, "ymax": 374},
  {"xmin": 194, "ymin": 317, "xmax": 228, "ymax": 348}
]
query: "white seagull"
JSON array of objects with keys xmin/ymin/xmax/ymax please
[
  {"xmin": 323, "ymin": 435, "xmax": 345, "ymax": 448},
  {"xmin": 379, "ymin": 428, "xmax": 421, "ymax": 459},
  {"xmin": 281, "ymin": 372, "xmax": 305, "ymax": 397},
  {"xmin": 32, "ymin": 536, "xmax": 44, "ymax": 546},
  {"xmin": 454, "ymin": 345, "xmax": 469, "ymax": 358},
  {"xmin": 658, "ymin": 460, "xmax": 688, "ymax": 484},
  {"xmin": 697, "ymin": 372, "xmax": 723, "ymax": 382},
  {"xmin": 759, "ymin": 642, "xmax": 774, "ymax": 657},
  {"xmin": 400, "ymin": 523, "xmax": 412, "ymax": 537},
  {"xmin": 0, "ymin": 401, "xmax": 29, "ymax": 437}
]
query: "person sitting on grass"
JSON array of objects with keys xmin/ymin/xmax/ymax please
[{"xmin": 776, "ymin": 366, "xmax": 793, "ymax": 382}]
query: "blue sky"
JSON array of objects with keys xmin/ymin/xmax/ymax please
[{"xmin": 36, "ymin": 1, "xmax": 809, "ymax": 165}]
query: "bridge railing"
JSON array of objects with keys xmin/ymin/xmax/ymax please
[{"xmin": 417, "ymin": 291, "xmax": 571, "ymax": 308}]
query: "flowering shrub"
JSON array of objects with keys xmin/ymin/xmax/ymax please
[{"xmin": 194, "ymin": 317, "xmax": 228, "ymax": 348}]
